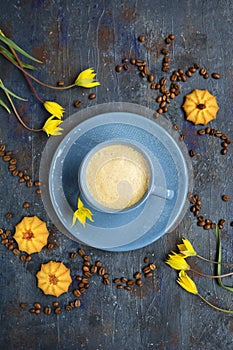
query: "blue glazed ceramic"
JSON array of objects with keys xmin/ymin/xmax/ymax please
[{"xmin": 47, "ymin": 110, "xmax": 191, "ymax": 251}]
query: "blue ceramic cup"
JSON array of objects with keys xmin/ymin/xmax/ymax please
[{"xmin": 78, "ymin": 139, "xmax": 174, "ymax": 214}]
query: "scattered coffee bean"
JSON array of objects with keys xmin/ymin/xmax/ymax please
[
  {"xmin": 57, "ymin": 81, "xmax": 65, "ymax": 86},
  {"xmin": 113, "ymin": 278, "xmax": 121, "ymax": 284},
  {"xmin": 88, "ymin": 93, "xmax": 96, "ymax": 100},
  {"xmin": 54, "ymin": 307, "xmax": 62, "ymax": 314},
  {"xmin": 5, "ymin": 212, "xmax": 12, "ymax": 219},
  {"xmin": 222, "ymin": 195, "xmax": 230, "ymax": 202},
  {"xmin": 23, "ymin": 202, "xmax": 30, "ymax": 208},
  {"xmin": 44, "ymin": 306, "xmax": 52, "ymax": 315},
  {"xmin": 116, "ymin": 65, "xmax": 123, "ymax": 72},
  {"xmin": 20, "ymin": 303, "xmax": 27, "ymax": 309},
  {"xmin": 211, "ymin": 72, "xmax": 221, "ymax": 79},
  {"xmin": 74, "ymin": 100, "xmax": 82, "ymax": 108},
  {"xmin": 189, "ymin": 150, "xmax": 195, "ymax": 157},
  {"xmin": 34, "ymin": 302, "xmax": 41, "ymax": 309},
  {"xmin": 138, "ymin": 35, "xmax": 145, "ymax": 42}
]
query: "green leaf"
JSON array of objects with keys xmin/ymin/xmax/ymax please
[
  {"xmin": 0, "ymin": 32, "xmax": 42, "ymax": 63},
  {"xmin": 216, "ymin": 225, "xmax": 233, "ymax": 292},
  {"xmin": 0, "ymin": 98, "xmax": 10, "ymax": 113},
  {"xmin": 0, "ymin": 80, "xmax": 27, "ymax": 101},
  {"xmin": 0, "ymin": 46, "xmax": 35, "ymax": 70}
]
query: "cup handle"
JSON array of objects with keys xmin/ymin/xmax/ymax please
[{"xmin": 151, "ymin": 185, "xmax": 174, "ymax": 200}]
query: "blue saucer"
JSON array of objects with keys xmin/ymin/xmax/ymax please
[{"xmin": 47, "ymin": 110, "xmax": 191, "ymax": 251}]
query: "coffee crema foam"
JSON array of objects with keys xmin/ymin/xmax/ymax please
[{"xmin": 85, "ymin": 144, "xmax": 150, "ymax": 210}]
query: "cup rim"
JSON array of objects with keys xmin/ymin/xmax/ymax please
[{"xmin": 78, "ymin": 138, "xmax": 154, "ymax": 214}]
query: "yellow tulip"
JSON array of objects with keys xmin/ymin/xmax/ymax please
[
  {"xmin": 72, "ymin": 197, "xmax": 94, "ymax": 227},
  {"xmin": 74, "ymin": 68, "xmax": 100, "ymax": 88},
  {"xmin": 177, "ymin": 238, "xmax": 197, "ymax": 257},
  {"xmin": 44, "ymin": 101, "xmax": 64, "ymax": 119},
  {"xmin": 166, "ymin": 252, "xmax": 190, "ymax": 271},
  {"xmin": 42, "ymin": 116, "xmax": 63, "ymax": 136},
  {"xmin": 177, "ymin": 270, "xmax": 198, "ymax": 295}
]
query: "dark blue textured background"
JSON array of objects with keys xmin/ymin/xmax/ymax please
[{"xmin": 1, "ymin": 1, "xmax": 233, "ymax": 349}]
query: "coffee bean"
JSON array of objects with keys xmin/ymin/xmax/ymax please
[
  {"xmin": 222, "ymin": 195, "xmax": 230, "ymax": 202},
  {"xmin": 123, "ymin": 64, "xmax": 129, "ymax": 71},
  {"xmin": 189, "ymin": 67, "xmax": 197, "ymax": 73},
  {"xmin": 115, "ymin": 65, "xmax": 122, "ymax": 72},
  {"xmin": 77, "ymin": 248, "xmax": 85, "ymax": 257},
  {"xmin": 148, "ymin": 74, "xmax": 154, "ymax": 82},
  {"xmin": 136, "ymin": 279, "xmax": 143, "ymax": 286},
  {"xmin": 34, "ymin": 302, "xmax": 41, "ymax": 309},
  {"xmin": 221, "ymin": 142, "xmax": 228, "ymax": 148},
  {"xmin": 54, "ymin": 307, "xmax": 62, "ymax": 314},
  {"xmin": 27, "ymin": 181, "xmax": 33, "ymax": 188},
  {"xmin": 133, "ymin": 272, "xmax": 142, "ymax": 280},
  {"xmin": 221, "ymin": 148, "xmax": 228, "ymax": 155},
  {"xmin": 204, "ymin": 224, "xmax": 211, "ymax": 230},
  {"xmin": 88, "ymin": 93, "xmax": 96, "ymax": 100},
  {"xmin": 189, "ymin": 150, "xmax": 195, "ymax": 157},
  {"xmin": 74, "ymin": 100, "xmax": 82, "ymax": 108},
  {"xmin": 74, "ymin": 299, "xmax": 81, "ymax": 308},
  {"xmin": 198, "ymin": 129, "xmax": 205, "ymax": 135},
  {"xmin": 20, "ymin": 255, "xmax": 27, "ymax": 262},
  {"xmin": 90, "ymin": 265, "xmax": 98, "ymax": 273},
  {"xmin": 44, "ymin": 306, "xmax": 52, "ymax": 315},
  {"xmin": 138, "ymin": 35, "xmax": 145, "ymax": 42},
  {"xmin": 113, "ymin": 278, "xmax": 121, "ymax": 284},
  {"xmin": 143, "ymin": 266, "xmax": 151, "ymax": 274},
  {"xmin": 20, "ymin": 303, "xmax": 27, "ymax": 309},
  {"xmin": 1, "ymin": 239, "xmax": 9, "ymax": 245},
  {"xmin": 145, "ymin": 272, "xmax": 153, "ymax": 278},
  {"xmin": 34, "ymin": 180, "xmax": 41, "ymax": 187},
  {"xmin": 149, "ymin": 263, "xmax": 156, "ymax": 271},
  {"xmin": 169, "ymin": 34, "xmax": 175, "ymax": 40},
  {"xmin": 211, "ymin": 73, "xmax": 221, "ymax": 79},
  {"xmin": 84, "ymin": 271, "xmax": 92, "ymax": 278},
  {"xmin": 165, "ymin": 37, "xmax": 171, "ymax": 44},
  {"xmin": 5, "ymin": 212, "xmax": 12, "ymax": 219},
  {"xmin": 70, "ymin": 252, "xmax": 76, "ymax": 259},
  {"xmin": 73, "ymin": 289, "xmax": 82, "ymax": 297},
  {"xmin": 57, "ymin": 81, "xmax": 65, "ymax": 86},
  {"xmin": 204, "ymin": 73, "xmax": 209, "ymax": 79},
  {"xmin": 8, "ymin": 165, "xmax": 16, "ymax": 171},
  {"xmin": 121, "ymin": 277, "xmax": 128, "ymax": 283},
  {"xmin": 161, "ymin": 48, "xmax": 169, "ymax": 55},
  {"xmin": 9, "ymin": 158, "xmax": 17, "ymax": 165},
  {"xmin": 23, "ymin": 202, "xmax": 30, "ymax": 208},
  {"xmin": 13, "ymin": 248, "xmax": 20, "ymax": 255},
  {"xmin": 117, "ymin": 285, "xmax": 123, "ymax": 289},
  {"xmin": 219, "ymin": 219, "xmax": 226, "ymax": 226},
  {"xmin": 197, "ymin": 221, "xmax": 205, "ymax": 227},
  {"xmin": 26, "ymin": 255, "xmax": 32, "ymax": 262},
  {"xmin": 29, "ymin": 308, "xmax": 36, "ymax": 314},
  {"xmin": 186, "ymin": 70, "xmax": 192, "ymax": 77},
  {"xmin": 130, "ymin": 58, "xmax": 136, "ymax": 65},
  {"xmin": 0, "ymin": 144, "xmax": 6, "ymax": 152},
  {"xmin": 3, "ymin": 155, "xmax": 11, "ymax": 162},
  {"xmin": 103, "ymin": 279, "xmax": 110, "ymax": 286},
  {"xmin": 95, "ymin": 260, "xmax": 102, "ymax": 267},
  {"xmin": 200, "ymin": 67, "xmax": 207, "ymax": 75},
  {"xmin": 65, "ymin": 305, "xmax": 73, "ymax": 311}
]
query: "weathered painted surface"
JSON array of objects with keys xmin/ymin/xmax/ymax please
[{"xmin": 1, "ymin": 1, "xmax": 233, "ymax": 349}]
